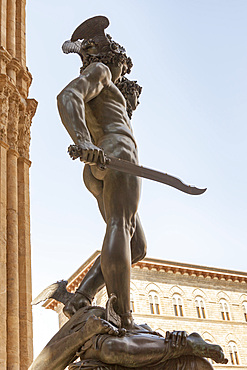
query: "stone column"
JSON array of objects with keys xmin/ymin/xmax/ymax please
[
  {"xmin": 18, "ymin": 99, "xmax": 37, "ymax": 369},
  {"xmin": 0, "ymin": 80, "xmax": 9, "ymax": 369},
  {"xmin": 7, "ymin": 92, "xmax": 20, "ymax": 369},
  {"xmin": 0, "ymin": 144, "xmax": 8, "ymax": 368},
  {"xmin": 6, "ymin": 0, "xmax": 15, "ymax": 56},
  {"xmin": 0, "ymin": 0, "xmax": 7, "ymax": 49},
  {"xmin": 15, "ymin": 0, "xmax": 26, "ymax": 66},
  {"xmin": 0, "ymin": 1, "xmax": 37, "ymax": 368}
]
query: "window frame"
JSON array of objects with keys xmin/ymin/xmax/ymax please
[
  {"xmin": 242, "ymin": 301, "xmax": 247, "ymax": 322},
  {"xmin": 148, "ymin": 291, "xmax": 161, "ymax": 315},
  {"xmin": 172, "ymin": 294, "xmax": 184, "ymax": 317},
  {"xmin": 228, "ymin": 341, "xmax": 240, "ymax": 365},
  {"xmin": 195, "ymin": 296, "xmax": 206, "ymax": 319},
  {"xmin": 219, "ymin": 298, "xmax": 231, "ymax": 321}
]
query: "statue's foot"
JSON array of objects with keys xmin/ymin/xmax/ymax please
[
  {"xmin": 188, "ymin": 333, "xmax": 228, "ymax": 364},
  {"xmin": 124, "ymin": 321, "xmax": 153, "ymax": 333},
  {"xmin": 83, "ymin": 315, "xmax": 120, "ymax": 338},
  {"xmin": 118, "ymin": 311, "xmax": 146, "ymax": 333},
  {"xmin": 63, "ymin": 292, "xmax": 91, "ymax": 319}
]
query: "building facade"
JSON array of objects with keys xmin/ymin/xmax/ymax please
[
  {"xmin": 45, "ymin": 251, "xmax": 247, "ymax": 369},
  {"xmin": 0, "ymin": 0, "xmax": 37, "ymax": 368}
]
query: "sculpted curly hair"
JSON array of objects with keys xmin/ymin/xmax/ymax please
[
  {"xmin": 116, "ymin": 77, "xmax": 142, "ymax": 119},
  {"xmin": 80, "ymin": 35, "xmax": 133, "ymax": 74}
]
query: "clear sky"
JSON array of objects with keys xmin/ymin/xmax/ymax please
[{"xmin": 26, "ymin": 0, "xmax": 247, "ymax": 356}]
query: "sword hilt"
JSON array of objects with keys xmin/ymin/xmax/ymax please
[{"xmin": 68, "ymin": 144, "xmax": 109, "ymax": 169}]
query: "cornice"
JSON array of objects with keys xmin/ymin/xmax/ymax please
[{"xmin": 133, "ymin": 260, "xmax": 247, "ymax": 284}]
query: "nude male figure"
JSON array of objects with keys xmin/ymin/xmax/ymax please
[{"xmin": 57, "ymin": 16, "xmax": 146, "ymax": 329}]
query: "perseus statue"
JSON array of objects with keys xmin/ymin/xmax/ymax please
[
  {"xmin": 30, "ymin": 16, "xmax": 228, "ymax": 369},
  {"xmin": 57, "ymin": 14, "xmax": 206, "ymax": 329},
  {"xmin": 57, "ymin": 15, "xmax": 148, "ymax": 330}
]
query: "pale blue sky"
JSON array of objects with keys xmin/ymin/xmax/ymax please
[{"xmin": 26, "ymin": 0, "xmax": 247, "ymax": 355}]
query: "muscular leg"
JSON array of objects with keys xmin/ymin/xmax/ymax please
[
  {"xmin": 64, "ymin": 167, "xmax": 146, "ymax": 318},
  {"xmin": 84, "ymin": 165, "xmax": 146, "ymax": 264},
  {"xmin": 100, "ymin": 168, "xmax": 141, "ymax": 325}
]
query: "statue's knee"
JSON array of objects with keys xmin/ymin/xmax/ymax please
[
  {"xmin": 107, "ymin": 217, "xmax": 133, "ymax": 234},
  {"xmin": 100, "ymin": 338, "xmax": 118, "ymax": 363}
]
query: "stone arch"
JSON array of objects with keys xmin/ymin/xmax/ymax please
[
  {"xmin": 202, "ymin": 332, "xmax": 216, "ymax": 343},
  {"xmin": 145, "ymin": 282, "xmax": 162, "ymax": 295},
  {"xmin": 216, "ymin": 291, "xmax": 231, "ymax": 303},
  {"xmin": 239, "ymin": 293, "xmax": 247, "ymax": 304},
  {"xmin": 169, "ymin": 285, "xmax": 185, "ymax": 298},
  {"xmin": 130, "ymin": 281, "xmax": 138, "ymax": 293},
  {"xmin": 192, "ymin": 288, "xmax": 207, "ymax": 300},
  {"xmin": 225, "ymin": 333, "xmax": 241, "ymax": 348}
]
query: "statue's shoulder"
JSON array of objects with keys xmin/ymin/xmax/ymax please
[{"xmin": 81, "ymin": 62, "xmax": 111, "ymax": 85}]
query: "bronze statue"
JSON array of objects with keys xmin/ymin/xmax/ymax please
[
  {"xmin": 30, "ymin": 16, "xmax": 228, "ymax": 369},
  {"xmin": 57, "ymin": 14, "xmax": 206, "ymax": 327},
  {"xmin": 57, "ymin": 15, "xmax": 149, "ymax": 330},
  {"xmin": 29, "ymin": 306, "xmax": 227, "ymax": 370}
]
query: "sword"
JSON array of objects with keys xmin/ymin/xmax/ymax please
[{"xmin": 68, "ymin": 145, "xmax": 206, "ymax": 196}]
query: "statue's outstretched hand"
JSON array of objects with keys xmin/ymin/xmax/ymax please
[
  {"xmin": 68, "ymin": 143, "xmax": 105, "ymax": 166},
  {"xmin": 165, "ymin": 330, "xmax": 188, "ymax": 348}
]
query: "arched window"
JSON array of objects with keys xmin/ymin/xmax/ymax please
[
  {"xmin": 228, "ymin": 342, "xmax": 240, "ymax": 365},
  {"xmin": 195, "ymin": 296, "xmax": 206, "ymax": 319},
  {"xmin": 130, "ymin": 292, "xmax": 135, "ymax": 313},
  {"xmin": 242, "ymin": 301, "xmax": 247, "ymax": 322},
  {"xmin": 173, "ymin": 294, "xmax": 184, "ymax": 317},
  {"xmin": 149, "ymin": 291, "xmax": 160, "ymax": 315},
  {"xmin": 220, "ymin": 299, "xmax": 230, "ymax": 320}
]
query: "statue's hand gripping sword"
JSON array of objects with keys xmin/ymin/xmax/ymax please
[{"xmin": 68, "ymin": 145, "xmax": 206, "ymax": 196}]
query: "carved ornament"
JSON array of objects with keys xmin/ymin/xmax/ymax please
[
  {"xmin": 7, "ymin": 91, "xmax": 21, "ymax": 151},
  {"xmin": 0, "ymin": 85, "xmax": 10, "ymax": 142},
  {"xmin": 18, "ymin": 98, "xmax": 38, "ymax": 158}
]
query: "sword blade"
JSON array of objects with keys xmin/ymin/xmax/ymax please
[{"xmin": 104, "ymin": 156, "xmax": 206, "ymax": 196}]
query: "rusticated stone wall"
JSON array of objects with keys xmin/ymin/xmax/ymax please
[{"xmin": 0, "ymin": 0, "xmax": 37, "ymax": 368}]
